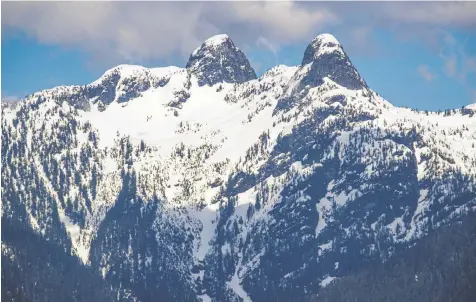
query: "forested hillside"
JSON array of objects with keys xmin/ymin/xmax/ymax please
[
  {"xmin": 312, "ymin": 213, "xmax": 476, "ymax": 302},
  {"xmin": 1, "ymin": 217, "xmax": 117, "ymax": 302}
]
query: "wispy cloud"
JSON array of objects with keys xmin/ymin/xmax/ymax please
[
  {"xmin": 443, "ymin": 56, "xmax": 457, "ymax": 77},
  {"xmin": 380, "ymin": 2, "xmax": 476, "ymax": 29},
  {"xmin": 249, "ymin": 59, "xmax": 263, "ymax": 75},
  {"xmin": 1, "ymin": 88, "xmax": 30, "ymax": 103},
  {"xmin": 256, "ymin": 37, "xmax": 279, "ymax": 64},
  {"xmin": 417, "ymin": 65, "xmax": 437, "ymax": 82},
  {"xmin": 437, "ymin": 30, "xmax": 476, "ymax": 83},
  {"xmin": 1, "ymin": 94, "xmax": 20, "ymax": 103}
]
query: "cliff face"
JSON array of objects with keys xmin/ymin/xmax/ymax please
[{"xmin": 186, "ymin": 34, "xmax": 257, "ymax": 87}]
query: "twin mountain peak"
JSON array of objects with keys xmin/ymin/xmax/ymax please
[
  {"xmin": 185, "ymin": 33, "xmax": 366, "ymax": 90},
  {"xmin": 98, "ymin": 33, "xmax": 366, "ymax": 92}
]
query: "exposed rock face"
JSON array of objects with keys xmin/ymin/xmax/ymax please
[
  {"xmin": 301, "ymin": 34, "xmax": 367, "ymax": 90},
  {"xmin": 186, "ymin": 34, "xmax": 257, "ymax": 86},
  {"xmin": 275, "ymin": 34, "xmax": 369, "ymax": 114}
]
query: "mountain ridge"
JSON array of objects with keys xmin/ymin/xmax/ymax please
[{"xmin": 2, "ymin": 33, "xmax": 476, "ymax": 302}]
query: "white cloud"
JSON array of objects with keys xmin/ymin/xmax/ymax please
[
  {"xmin": 2, "ymin": 1, "xmax": 475, "ymax": 66},
  {"xmin": 2, "ymin": 2, "xmax": 208, "ymax": 63},
  {"xmin": 1, "ymin": 1, "xmax": 336, "ymax": 65},
  {"xmin": 382, "ymin": 2, "xmax": 476, "ymax": 29},
  {"xmin": 229, "ymin": 1, "xmax": 337, "ymax": 43},
  {"xmin": 417, "ymin": 65, "xmax": 437, "ymax": 82}
]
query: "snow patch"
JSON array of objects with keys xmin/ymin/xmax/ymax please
[
  {"xmin": 227, "ymin": 272, "xmax": 252, "ymax": 302},
  {"xmin": 320, "ymin": 276, "xmax": 336, "ymax": 288}
]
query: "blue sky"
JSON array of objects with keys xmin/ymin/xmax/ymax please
[{"xmin": 2, "ymin": 2, "xmax": 475, "ymax": 110}]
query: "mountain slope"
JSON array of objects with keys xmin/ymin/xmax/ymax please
[
  {"xmin": 312, "ymin": 213, "xmax": 476, "ymax": 302},
  {"xmin": 1, "ymin": 217, "xmax": 118, "ymax": 302},
  {"xmin": 2, "ymin": 33, "xmax": 476, "ymax": 302}
]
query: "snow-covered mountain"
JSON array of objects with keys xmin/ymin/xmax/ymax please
[{"xmin": 2, "ymin": 33, "xmax": 476, "ymax": 302}]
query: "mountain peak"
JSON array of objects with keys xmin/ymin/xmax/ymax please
[
  {"xmin": 315, "ymin": 33, "xmax": 340, "ymax": 43},
  {"xmin": 186, "ymin": 34, "xmax": 257, "ymax": 86},
  {"xmin": 190, "ymin": 34, "xmax": 232, "ymax": 58},
  {"xmin": 302, "ymin": 33, "xmax": 343, "ymax": 65},
  {"xmin": 202, "ymin": 34, "xmax": 230, "ymax": 47},
  {"xmin": 299, "ymin": 33, "xmax": 367, "ymax": 90}
]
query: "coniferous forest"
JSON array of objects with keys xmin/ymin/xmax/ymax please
[{"xmin": 310, "ymin": 213, "xmax": 476, "ymax": 302}]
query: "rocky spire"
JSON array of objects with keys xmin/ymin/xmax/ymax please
[
  {"xmin": 274, "ymin": 33, "xmax": 368, "ymax": 114},
  {"xmin": 186, "ymin": 34, "xmax": 257, "ymax": 86},
  {"xmin": 300, "ymin": 33, "xmax": 367, "ymax": 90}
]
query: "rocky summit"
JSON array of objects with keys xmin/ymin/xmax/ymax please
[
  {"xmin": 186, "ymin": 34, "xmax": 257, "ymax": 86},
  {"xmin": 2, "ymin": 33, "xmax": 476, "ymax": 302}
]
